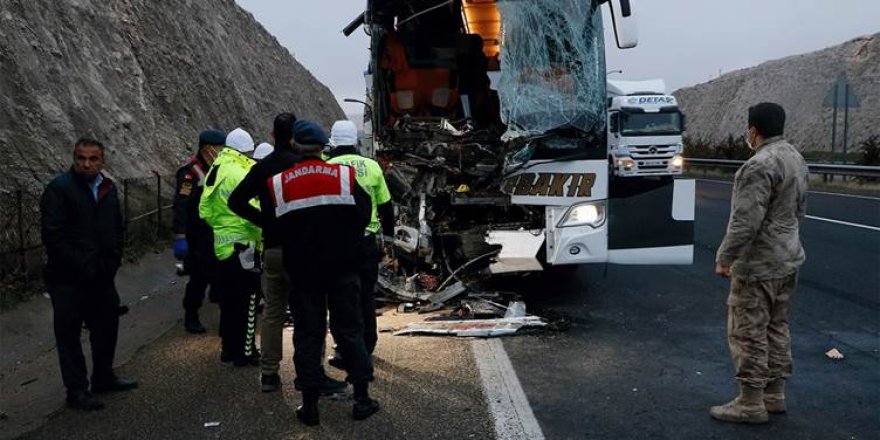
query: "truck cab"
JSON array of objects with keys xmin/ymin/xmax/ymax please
[{"xmin": 607, "ymin": 79, "xmax": 685, "ymax": 177}]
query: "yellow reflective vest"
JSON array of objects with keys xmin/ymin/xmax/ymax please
[{"xmin": 198, "ymin": 148, "xmax": 261, "ymax": 260}]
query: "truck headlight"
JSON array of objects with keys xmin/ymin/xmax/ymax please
[
  {"xmin": 558, "ymin": 201, "xmax": 606, "ymax": 228},
  {"xmin": 670, "ymin": 155, "xmax": 684, "ymax": 168},
  {"xmin": 616, "ymin": 157, "xmax": 636, "ymax": 169}
]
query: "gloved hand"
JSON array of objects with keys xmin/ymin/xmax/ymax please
[{"xmin": 173, "ymin": 237, "xmax": 189, "ymax": 260}]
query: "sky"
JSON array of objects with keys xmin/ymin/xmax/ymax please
[{"xmin": 235, "ymin": 0, "xmax": 880, "ymax": 114}]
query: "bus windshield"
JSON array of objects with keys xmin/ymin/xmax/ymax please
[{"xmin": 497, "ymin": 0, "xmax": 606, "ymax": 144}]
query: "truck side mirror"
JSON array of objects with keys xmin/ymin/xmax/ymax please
[
  {"xmin": 609, "ymin": 112, "xmax": 620, "ymax": 134},
  {"xmin": 680, "ymin": 113, "xmax": 687, "ymax": 132},
  {"xmin": 607, "ymin": 0, "xmax": 639, "ymax": 49}
]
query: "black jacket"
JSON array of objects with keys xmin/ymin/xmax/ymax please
[
  {"xmin": 40, "ymin": 169, "xmax": 124, "ymax": 284},
  {"xmin": 172, "ymin": 156, "xmax": 212, "ymax": 245},
  {"xmin": 270, "ymin": 157, "xmax": 371, "ymax": 282},
  {"xmin": 228, "ymin": 147, "xmax": 300, "ymax": 249}
]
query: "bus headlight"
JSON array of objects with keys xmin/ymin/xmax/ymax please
[
  {"xmin": 558, "ymin": 201, "xmax": 606, "ymax": 228},
  {"xmin": 670, "ymin": 155, "xmax": 684, "ymax": 168}
]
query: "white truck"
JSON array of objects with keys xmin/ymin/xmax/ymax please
[
  {"xmin": 607, "ymin": 79, "xmax": 686, "ymax": 177},
  {"xmin": 343, "ymin": 0, "xmax": 695, "ymax": 298}
]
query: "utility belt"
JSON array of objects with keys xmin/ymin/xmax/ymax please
[{"xmin": 230, "ymin": 242, "xmax": 262, "ymax": 274}]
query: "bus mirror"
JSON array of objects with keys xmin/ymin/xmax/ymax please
[{"xmin": 607, "ymin": 0, "xmax": 638, "ymax": 49}]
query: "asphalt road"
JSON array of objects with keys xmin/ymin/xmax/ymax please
[
  {"xmin": 505, "ymin": 180, "xmax": 880, "ymax": 439},
  {"xmin": 12, "ymin": 180, "xmax": 879, "ymax": 439}
]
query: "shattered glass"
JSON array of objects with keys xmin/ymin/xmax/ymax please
[{"xmin": 497, "ymin": 0, "xmax": 606, "ymax": 139}]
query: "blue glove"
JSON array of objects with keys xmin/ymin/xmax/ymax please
[{"xmin": 173, "ymin": 238, "xmax": 189, "ymax": 260}]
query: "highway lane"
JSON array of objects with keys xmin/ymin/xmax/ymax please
[{"xmin": 506, "ymin": 180, "xmax": 880, "ymax": 439}]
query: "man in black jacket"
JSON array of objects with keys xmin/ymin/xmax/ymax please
[
  {"xmin": 268, "ymin": 120, "xmax": 379, "ymax": 425},
  {"xmin": 229, "ymin": 113, "xmax": 347, "ymax": 395},
  {"xmin": 40, "ymin": 137, "xmax": 138, "ymax": 411},
  {"xmin": 172, "ymin": 129, "xmax": 224, "ymax": 334}
]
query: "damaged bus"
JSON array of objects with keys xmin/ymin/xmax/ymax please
[{"xmin": 343, "ymin": 0, "xmax": 695, "ymax": 299}]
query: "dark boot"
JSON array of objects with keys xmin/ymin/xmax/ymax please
[
  {"xmin": 184, "ymin": 311, "xmax": 206, "ymax": 334},
  {"xmin": 327, "ymin": 353, "xmax": 346, "ymax": 371},
  {"xmin": 261, "ymin": 373, "xmax": 281, "ymax": 393},
  {"xmin": 318, "ymin": 375, "xmax": 348, "ymax": 395},
  {"xmin": 352, "ymin": 383, "xmax": 381, "ymax": 420},
  {"xmin": 91, "ymin": 376, "xmax": 138, "ymax": 394},
  {"xmin": 66, "ymin": 390, "xmax": 104, "ymax": 411},
  {"xmin": 296, "ymin": 391, "xmax": 320, "ymax": 426}
]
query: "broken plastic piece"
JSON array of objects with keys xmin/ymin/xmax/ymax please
[
  {"xmin": 393, "ymin": 316, "xmax": 547, "ymax": 337},
  {"xmin": 825, "ymin": 348, "xmax": 844, "ymax": 360},
  {"xmin": 503, "ymin": 301, "xmax": 527, "ymax": 318}
]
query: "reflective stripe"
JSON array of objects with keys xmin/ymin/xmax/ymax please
[
  {"xmin": 340, "ymin": 164, "xmax": 351, "ymax": 196},
  {"xmin": 192, "ymin": 163, "xmax": 206, "ymax": 186},
  {"xmin": 272, "ymin": 173, "xmax": 284, "ymax": 212},
  {"xmin": 274, "ymin": 195, "xmax": 356, "ymax": 217},
  {"xmin": 271, "ymin": 165, "xmax": 356, "ymax": 218}
]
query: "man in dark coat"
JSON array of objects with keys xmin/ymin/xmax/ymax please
[
  {"xmin": 172, "ymin": 129, "xmax": 225, "ymax": 333},
  {"xmin": 40, "ymin": 137, "xmax": 138, "ymax": 411}
]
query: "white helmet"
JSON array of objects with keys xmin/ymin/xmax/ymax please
[
  {"xmin": 253, "ymin": 142, "xmax": 274, "ymax": 160},
  {"xmin": 329, "ymin": 120, "xmax": 358, "ymax": 148},
  {"xmin": 225, "ymin": 128, "xmax": 255, "ymax": 153}
]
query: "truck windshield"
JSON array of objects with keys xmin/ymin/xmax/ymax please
[
  {"xmin": 621, "ymin": 112, "xmax": 683, "ymax": 136},
  {"xmin": 497, "ymin": 0, "xmax": 606, "ymax": 149}
]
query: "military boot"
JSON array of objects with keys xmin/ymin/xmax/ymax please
[
  {"xmin": 764, "ymin": 379, "xmax": 786, "ymax": 414},
  {"xmin": 709, "ymin": 384, "xmax": 769, "ymax": 424}
]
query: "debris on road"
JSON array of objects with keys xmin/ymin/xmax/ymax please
[
  {"xmin": 825, "ymin": 348, "xmax": 845, "ymax": 360},
  {"xmin": 203, "ymin": 421, "xmax": 221, "ymax": 428},
  {"xmin": 393, "ymin": 316, "xmax": 547, "ymax": 337}
]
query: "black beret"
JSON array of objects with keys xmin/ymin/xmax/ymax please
[{"xmin": 198, "ymin": 129, "xmax": 226, "ymax": 147}]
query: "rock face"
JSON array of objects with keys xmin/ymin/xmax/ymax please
[
  {"xmin": 674, "ymin": 34, "xmax": 878, "ymax": 152},
  {"xmin": 0, "ymin": 0, "xmax": 344, "ymax": 189}
]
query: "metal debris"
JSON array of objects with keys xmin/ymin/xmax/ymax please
[{"xmin": 393, "ymin": 316, "xmax": 547, "ymax": 338}]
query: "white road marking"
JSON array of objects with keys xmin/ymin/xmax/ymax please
[
  {"xmin": 806, "ymin": 215, "xmax": 880, "ymax": 232},
  {"xmin": 698, "ymin": 179, "xmax": 880, "ymax": 201},
  {"xmin": 807, "ymin": 190, "xmax": 880, "ymax": 202},
  {"xmin": 473, "ymin": 339, "xmax": 545, "ymax": 440}
]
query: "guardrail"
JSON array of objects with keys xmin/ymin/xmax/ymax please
[{"xmin": 685, "ymin": 158, "xmax": 880, "ymax": 178}]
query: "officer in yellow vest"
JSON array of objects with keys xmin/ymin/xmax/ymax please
[
  {"xmin": 199, "ymin": 128, "xmax": 262, "ymax": 367},
  {"xmin": 325, "ymin": 120, "xmax": 394, "ymax": 369}
]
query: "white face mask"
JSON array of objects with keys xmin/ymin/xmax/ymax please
[{"xmin": 745, "ymin": 130, "xmax": 756, "ymax": 151}]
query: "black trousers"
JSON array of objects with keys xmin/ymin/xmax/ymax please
[
  {"xmin": 48, "ymin": 278, "xmax": 120, "ymax": 392},
  {"xmin": 216, "ymin": 255, "xmax": 261, "ymax": 358},
  {"xmin": 290, "ymin": 273, "xmax": 373, "ymax": 390},
  {"xmin": 359, "ymin": 236, "xmax": 379, "ymax": 354},
  {"xmin": 183, "ymin": 237, "xmax": 217, "ymax": 319}
]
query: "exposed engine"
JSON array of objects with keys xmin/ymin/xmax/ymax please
[{"xmin": 378, "ymin": 117, "xmax": 542, "ymax": 298}]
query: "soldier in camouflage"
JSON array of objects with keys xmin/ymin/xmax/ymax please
[{"xmin": 711, "ymin": 102, "xmax": 808, "ymax": 424}]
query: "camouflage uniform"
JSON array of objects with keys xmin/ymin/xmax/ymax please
[{"xmin": 716, "ymin": 136, "xmax": 808, "ymax": 388}]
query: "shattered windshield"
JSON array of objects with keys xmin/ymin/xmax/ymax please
[
  {"xmin": 622, "ymin": 112, "xmax": 683, "ymax": 136},
  {"xmin": 497, "ymin": 0, "xmax": 606, "ymax": 140}
]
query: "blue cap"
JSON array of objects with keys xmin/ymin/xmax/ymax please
[
  {"xmin": 198, "ymin": 129, "xmax": 226, "ymax": 147},
  {"xmin": 293, "ymin": 120, "xmax": 329, "ymax": 151}
]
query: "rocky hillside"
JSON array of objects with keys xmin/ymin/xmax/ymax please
[
  {"xmin": 674, "ymin": 33, "xmax": 878, "ymax": 152},
  {"xmin": 0, "ymin": 0, "xmax": 344, "ymax": 189}
]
